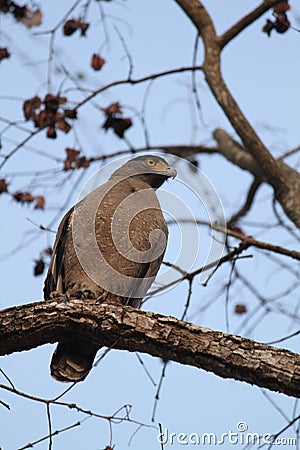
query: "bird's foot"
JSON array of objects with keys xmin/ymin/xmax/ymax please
[
  {"xmin": 71, "ymin": 289, "xmax": 96, "ymax": 299},
  {"xmin": 50, "ymin": 291, "xmax": 69, "ymax": 303},
  {"xmin": 50, "ymin": 290, "xmax": 63, "ymax": 299},
  {"xmin": 96, "ymin": 292, "xmax": 108, "ymax": 304}
]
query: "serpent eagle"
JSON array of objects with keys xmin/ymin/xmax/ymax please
[{"xmin": 44, "ymin": 155, "xmax": 176, "ymax": 382}]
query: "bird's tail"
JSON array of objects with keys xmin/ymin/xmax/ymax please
[{"xmin": 50, "ymin": 341, "xmax": 98, "ymax": 382}]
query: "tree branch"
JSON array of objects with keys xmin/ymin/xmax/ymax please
[
  {"xmin": 1, "ymin": 299, "xmax": 300, "ymax": 397},
  {"xmin": 218, "ymin": 0, "xmax": 280, "ymax": 49},
  {"xmin": 174, "ymin": 0, "xmax": 300, "ymax": 228}
]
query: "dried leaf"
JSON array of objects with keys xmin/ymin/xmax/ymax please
[
  {"xmin": 0, "ymin": 47, "xmax": 10, "ymax": 61},
  {"xmin": 275, "ymin": 12, "xmax": 290, "ymax": 33},
  {"xmin": 56, "ymin": 119, "xmax": 71, "ymax": 133},
  {"xmin": 34, "ymin": 195, "xmax": 45, "ymax": 210},
  {"xmin": 44, "ymin": 94, "xmax": 66, "ymax": 112},
  {"xmin": 63, "ymin": 19, "xmax": 79, "ymax": 36},
  {"xmin": 43, "ymin": 247, "xmax": 53, "ymax": 256},
  {"xmin": 47, "ymin": 127, "xmax": 57, "ymax": 139},
  {"xmin": 64, "ymin": 148, "xmax": 90, "ymax": 171},
  {"xmin": 101, "ymin": 102, "xmax": 122, "ymax": 116},
  {"xmin": 262, "ymin": 19, "xmax": 275, "ymax": 36},
  {"xmin": 263, "ymin": 2, "xmax": 291, "ymax": 36},
  {"xmin": 64, "ymin": 109, "xmax": 77, "ymax": 119},
  {"xmin": 64, "ymin": 159, "xmax": 72, "ymax": 171},
  {"xmin": 13, "ymin": 5, "xmax": 28, "ymax": 19},
  {"xmin": 0, "ymin": 1, "xmax": 10, "ymax": 13},
  {"xmin": 66, "ymin": 147, "xmax": 80, "ymax": 160},
  {"xmin": 18, "ymin": 9, "xmax": 42, "ymax": 28},
  {"xmin": 0, "ymin": 179, "xmax": 8, "ymax": 194},
  {"xmin": 13, "ymin": 191, "xmax": 34, "ymax": 204},
  {"xmin": 23, "ymin": 96, "xmax": 41, "ymax": 120},
  {"xmin": 76, "ymin": 156, "xmax": 90, "ymax": 169},
  {"xmin": 235, "ymin": 304, "xmax": 247, "ymax": 315},
  {"xmin": 274, "ymin": 1, "xmax": 290, "ymax": 14},
  {"xmin": 91, "ymin": 53, "xmax": 106, "ymax": 71},
  {"xmin": 79, "ymin": 22, "xmax": 89, "ymax": 36},
  {"xmin": 102, "ymin": 116, "xmax": 132, "ymax": 138},
  {"xmin": 36, "ymin": 110, "xmax": 55, "ymax": 128},
  {"xmin": 63, "ymin": 18, "xmax": 89, "ymax": 37},
  {"xmin": 34, "ymin": 258, "xmax": 45, "ymax": 276}
]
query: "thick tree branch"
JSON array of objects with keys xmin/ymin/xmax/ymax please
[
  {"xmin": 174, "ymin": 0, "xmax": 300, "ymax": 228},
  {"xmin": 213, "ymin": 129, "xmax": 264, "ymax": 178},
  {"xmin": 1, "ymin": 299, "xmax": 300, "ymax": 397}
]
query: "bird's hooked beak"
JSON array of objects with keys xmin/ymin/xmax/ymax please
[
  {"xmin": 154, "ymin": 160, "xmax": 177, "ymax": 179},
  {"xmin": 164, "ymin": 166, "xmax": 177, "ymax": 179}
]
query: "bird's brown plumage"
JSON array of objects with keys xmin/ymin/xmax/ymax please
[{"xmin": 44, "ymin": 155, "xmax": 176, "ymax": 382}]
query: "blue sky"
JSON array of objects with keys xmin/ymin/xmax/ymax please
[{"xmin": 1, "ymin": 1, "xmax": 300, "ymax": 449}]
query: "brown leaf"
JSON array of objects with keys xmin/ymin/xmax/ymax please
[
  {"xmin": 65, "ymin": 147, "xmax": 81, "ymax": 160},
  {"xmin": 44, "ymin": 94, "xmax": 66, "ymax": 112},
  {"xmin": 274, "ymin": 1, "xmax": 290, "ymax": 14},
  {"xmin": 262, "ymin": 19, "xmax": 275, "ymax": 36},
  {"xmin": 0, "ymin": 47, "xmax": 10, "ymax": 61},
  {"xmin": 102, "ymin": 116, "xmax": 132, "ymax": 138},
  {"xmin": 80, "ymin": 22, "xmax": 89, "ymax": 36},
  {"xmin": 64, "ymin": 159, "xmax": 72, "ymax": 171},
  {"xmin": 64, "ymin": 148, "xmax": 90, "ymax": 171},
  {"xmin": 54, "ymin": 111, "xmax": 64, "ymax": 122},
  {"xmin": 76, "ymin": 156, "xmax": 90, "ymax": 169},
  {"xmin": 64, "ymin": 159, "xmax": 73, "ymax": 172},
  {"xmin": 34, "ymin": 195, "xmax": 45, "ymax": 210},
  {"xmin": 64, "ymin": 109, "xmax": 77, "ymax": 119},
  {"xmin": 56, "ymin": 119, "xmax": 71, "ymax": 133},
  {"xmin": 23, "ymin": 96, "xmax": 42, "ymax": 120},
  {"xmin": 63, "ymin": 19, "xmax": 79, "ymax": 36},
  {"xmin": 13, "ymin": 191, "xmax": 35, "ymax": 204},
  {"xmin": 34, "ymin": 258, "xmax": 45, "ymax": 276},
  {"xmin": 13, "ymin": 5, "xmax": 28, "ymax": 19},
  {"xmin": 275, "ymin": 12, "xmax": 290, "ymax": 34},
  {"xmin": 18, "ymin": 9, "xmax": 42, "ymax": 28},
  {"xmin": 63, "ymin": 18, "xmax": 89, "ymax": 37},
  {"xmin": 0, "ymin": 179, "xmax": 8, "ymax": 194},
  {"xmin": 91, "ymin": 53, "xmax": 106, "ymax": 71},
  {"xmin": 47, "ymin": 127, "xmax": 57, "ymax": 139},
  {"xmin": 43, "ymin": 247, "xmax": 53, "ymax": 256},
  {"xmin": 101, "ymin": 102, "xmax": 122, "ymax": 116},
  {"xmin": 0, "ymin": 1, "xmax": 10, "ymax": 13},
  {"xmin": 36, "ymin": 110, "xmax": 55, "ymax": 128},
  {"xmin": 235, "ymin": 304, "xmax": 247, "ymax": 315}
]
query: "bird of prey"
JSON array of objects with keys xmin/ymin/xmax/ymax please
[{"xmin": 44, "ymin": 155, "xmax": 176, "ymax": 382}]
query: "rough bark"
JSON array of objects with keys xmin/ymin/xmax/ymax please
[
  {"xmin": 1, "ymin": 299, "xmax": 300, "ymax": 397},
  {"xmin": 174, "ymin": 0, "xmax": 300, "ymax": 228}
]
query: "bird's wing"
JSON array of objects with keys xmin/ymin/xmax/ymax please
[
  {"xmin": 128, "ymin": 222, "xmax": 168, "ymax": 305},
  {"xmin": 43, "ymin": 206, "xmax": 74, "ymax": 299}
]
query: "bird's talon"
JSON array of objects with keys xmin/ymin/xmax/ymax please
[
  {"xmin": 81, "ymin": 289, "xmax": 96, "ymax": 299},
  {"xmin": 50, "ymin": 291, "xmax": 64, "ymax": 299},
  {"xmin": 96, "ymin": 295, "xmax": 105, "ymax": 304}
]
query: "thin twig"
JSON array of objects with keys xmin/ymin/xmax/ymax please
[{"xmin": 151, "ymin": 361, "xmax": 169, "ymax": 423}]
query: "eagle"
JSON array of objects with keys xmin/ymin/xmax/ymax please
[{"xmin": 44, "ymin": 155, "xmax": 177, "ymax": 382}]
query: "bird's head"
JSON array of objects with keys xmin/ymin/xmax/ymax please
[{"xmin": 110, "ymin": 155, "xmax": 177, "ymax": 189}]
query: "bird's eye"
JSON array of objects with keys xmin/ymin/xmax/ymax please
[{"xmin": 147, "ymin": 159, "xmax": 156, "ymax": 167}]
